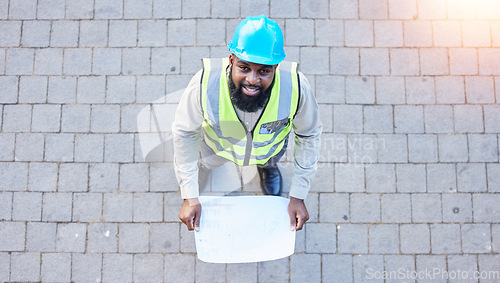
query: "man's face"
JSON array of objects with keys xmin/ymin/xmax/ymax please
[{"xmin": 228, "ymin": 54, "xmax": 277, "ymax": 112}]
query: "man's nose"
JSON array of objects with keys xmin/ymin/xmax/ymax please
[{"xmin": 246, "ymin": 71, "xmax": 259, "ymax": 85}]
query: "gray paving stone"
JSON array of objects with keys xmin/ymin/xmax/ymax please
[
  {"xmin": 121, "ymin": 104, "xmax": 146, "ymax": 133},
  {"xmin": 424, "ymin": 105, "xmax": 454, "ymax": 133},
  {"xmin": 406, "ymin": 77, "xmax": 435, "ymax": 104},
  {"xmin": 12, "ymin": 192, "xmax": 42, "ymax": 221},
  {"xmin": 433, "ymin": 20, "xmax": 461, "ymax": 47},
  {"xmin": 95, "ymin": 0, "xmax": 123, "ymax": 19},
  {"xmin": 484, "ymin": 106, "xmax": 500, "ymax": 133},
  {"xmin": 73, "ymin": 193, "xmax": 102, "ymax": 222},
  {"xmin": 133, "ymin": 193, "xmax": 163, "ymax": 222},
  {"xmin": 19, "ymin": 75, "xmax": 47, "ymax": 103},
  {"xmin": 150, "ymin": 223, "xmax": 179, "ymax": 253},
  {"xmin": 350, "ymin": 193, "xmax": 380, "ymax": 223},
  {"xmin": 61, "ymin": 104, "xmax": 90, "ymax": 133},
  {"xmin": 290, "ymin": 254, "xmax": 321, "ymax": 283},
  {"xmin": 300, "ymin": 0, "xmax": 328, "ymax": 18},
  {"xmin": 347, "ymin": 134, "xmax": 377, "ymax": 164},
  {"xmin": 383, "ymin": 254, "xmax": 416, "ymax": 283},
  {"xmin": 381, "ymin": 193, "xmax": 411, "ymax": 223},
  {"xmin": 42, "ymin": 192, "xmax": 72, "ymax": 221},
  {"xmin": 430, "ymin": 224, "xmax": 461, "ymax": 254},
  {"xmin": 164, "ymin": 254, "xmax": 194, "ymax": 282},
  {"xmin": 330, "ymin": 0, "xmax": 358, "ymax": 19},
  {"xmin": 119, "ymin": 223, "xmax": 149, "ymax": 253},
  {"xmin": 41, "ymin": 253, "xmax": 71, "ymax": 282},
  {"xmin": 58, "ymin": 163, "xmax": 88, "ymax": 192},
  {"xmin": 295, "ymin": 228, "xmax": 306, "ymax": 253},
  {"xmin": 335, "ymin": 164, "xmax": 365, "ymax": 192},
  {"xmin": 152, "ymin": 0, "xmax": 180, "ymax": 18},
  {"xmin": 27, "ymin": 162, "xmax": 58, "ymax": 192},
  {"xmin": 180, "ymin": 47, "xmax": 210, "ymax": 75},
  {"xmin": 319, "ymin": 193, "xmax": 349, "ymax": 222},
  {"xmin": 180, "ymin": 225, "xmax": 196, "ymax": 252},
  {"xmin": 427, "ymin": 163, "xmax": 457, "ymax": 192},
  {"xmin": 109, "ymin": 20, "xmax": 137, "ymax": 47},
  {"xmin": 369, "ymin": 224, "xmax": 399, "ymax": 254},
  {"xmin": 119, "ymin": 163, "xmax": 149, "ymax": 192},
  {"xmin": 48, "ymin": 76, "xmax": 77, "ymax": 103},
  {"xmin": 89, "ymin": 163, "xmax": 119, "ymax": 192},
  {"xmin": 50, "ymin": 21, "xmax": 80, "ymax": 47},
  {"xmin": 197, "ymin": 19, "xmax": 225, "ymax": 46},
  {"xmin": 454, "ymin": 105, "xmax": 484, "ymax": 133},
  {"xmin": 34, "ymin": 48, "xmax": 63, "ymax": 75},
  {"xmin": 134, "ymin": 254, "xmax": 164, "ymax": 282},
  {"xmin": 31, "ymin": 104, "xmax": 61, "ymax": 133},
  {"xmin": 305, "ymin": 223, "xmax": 336, "ymax": 253},
  {"xmin": 75, "ymin": 134, "xmax": 104, "ymax": 162},
  {"xmin": 300, "ymin": 47, "xmax": 329, "ymax": 75},
  {"xmin": 361, "ymin": 48, "xmax": 390, "ymax": 75},
  {"xmin": 468, "ymin": 134, "xmax": 498, "ymax": 162},
  {"xmin": 103, "ymin": 193, "xmax": 133, "ymax": 222},
  {"xmin": 0, "ymin": 134, "xmax": 15, "ymax": 162},
  {"xmin": 375, "ymin": 77, "xmax": 406, "ymax": 104},
  {"xmin": 404, "ymin": 21, "xmax": 433, "ymax": 47},
  {"xmin": 71, "ymin": 253, "xmax": 102, "ymax": 283},
  {"xmin": 333, "ymin": 105, "xmax": 363, "ymax": 133},
  {"xmin": 0, "ymin": 0, "xmax": 6, "ymax": 18},
  {"xmin": 0, "ymin": 222, "xmax": 25, "ymax": 251},
  {"xmin": 0, "ymin": 76, "xmax": 18, "ymax": 103},
  {"xmin": 378, "ymin": 134, "xmax": 408, "ymax": 163},
  {"xmin": 10, "ymin": 252, "xmax": 40, "ymax": 282},
  {"xmin": 0, "ymin": 252, "xmax": 9, "ymax": 281},
  {"xmin": 66, "ymin": 0, "xmax": 94, "ymax": 19},
  {"xmin": 0, "ymin": 162, "xmax": 28, "ymax": 191},
  {"xmin": 390, "ymin": 48, "xmax": 419, "ymax": 75},
  {"xmin": 478, "ymin": 255, "xmax": 500, "ymax": 283},
  {"xmin": 56, "ymin": 223, "xmax": 86, "ymax": 252},
  {"xmin": 77, "ymin": 76, "xmax": 106, "ymax": 103},
  {"xmin": 88, "ymin": 223, "xmax": 118, "ymax": 252},
  {"xmin": 408, "ymin": 134, "xmax": 438, "ymax": 163},
  {"xmin": 137, "ymin": 20, "xmax": 165, "ymax": 48},
  {"xmin": 124, "ymin": 0, "xmax": 152, "ymax": 19},
  {"xmin": 435, "ymin": 76, "xmax": 465, "ymax": 104},
  {"xmin": 394, "ymin": 105, "xmax": 424, "ymax": 133},
  {"xmin": 396, "ymin": 164, "xmax": 426, "ymax": 193},
  {"xmin": 457, "ymin": 163, "xmax": 487, "ymax": 192},
  {"xmin": 0, "ymin": 192, "xmax": 12, "ymax": 220},
  {"xmin": 168, "ymin": 19, "xmax": 196, "ymax": 46},
  {"xmin": 21, "ymin": 21, "xmax": 50, "ymax": 48},
  {"xmin": 330, "ymin": 48, "xmax": 359, "ymax": 75},
  {"xmin": 106, "ymin": 76, "xmax": 136, "ymax": 103},
  {"xmin": 64, "ymin": 48, "xmax": 92, "ymax": 75},
  {"xmin": 473, "ymin": 194, "xmax": 500, "ymax": 222},
  {"xmin": 420, "ymin": 48, "xmax": 449, "ymax": 75},
  {"xmin": 487, "ymin": 163, "xmax": 500, "ymax": 192},
  {"xmin": 5, "ymin": 48, "xmax": 34, "ymax": 75},
  {"xmin": 462, "ymin": 224, "xmax": 492, "ymax": 253},
  {"xmin": 315, "ymin": 76, "xmax": 344, "ymax": 104},
  {"xmin": 415, "ymin": 255, "xmax": 447, "ymax": 283},
  {"xmin": 0, "ymin": 21, "xmax": 22, "ymax": 46},
  {"xmin": 353, "ymin": 255, "xmax": 384, "ymax": 283},
  {"xmin": 104, "ymin": 134, "xmax": 135, "ymax": 162},
  {"xmin": 449, "ymin": 48, "xmax": 478, "ymax": 75},
  {"xmin": 438, "ymin": 134, "xmax": 469, "ymax": 162},
  {"xmin": 400, "ymin": 224, "xmax": 430, "ymax": 253},
  {"xmin": 442, "ymin": 193, "xmax": 473, "ymax": 223},
  {"xmin": 150, "ymin": 164, "xmax": 179, "ymax": 192},
  {"xmin": 256, "ymin": 257, "xmax": 289, "ymax": 283},
  {"xmin": 366, "ymin": 164, "xmax": 396, "ymax": 192},
  {"xmin": 360, "ymin": 0, "xmax": 388, "ymax": 19},
  {"xmin": 26, "ymin": 222, "xmax": 56, "ymax": 252},
  {"xmin": 226, "ymin": 263, "xmax": 258, "ymax": 283},
  {"xmin": 194, "ymin": 258, "xmax": 225, "ymax": 283},
  {"xmin": 345, "ymin": 20, "xmax": 374, "ymax": 47},
  {"xmin": 364, "ymin": 105, "xmax": 393, "ymax": 133},
  {"xmin": 493, "ymin": 225, "xmax": 500, "ymax": 253},
  {"xmin": 412, "ymin": 193, "xmax": 442, "ymax": 223},
  {"xmin": 79, "ymin": 21, "xmax": 108, "ymax": 47},
  {"xmin": 346, "ymin": 76, "xmax": 375, "ymax": 104},
  {"xmin": 375, "ymin": 20, "xmax": 403, "ymax": 47},
  {"xmin": 322, "ymin": 254, "xmax": 352, "ymax": 282},
  {"xmin": 479, "ymin": 49, "xmax": 500, "ymax": 75},
  {"xmin": 315, "ymin": 20, "xmax": 343, "ymax": 46},
  {"xmin": 338, "ymin": 224, "xmax": 368, "ymax": 253},
  {"xmin": 103, "ymin": 254, "xmax": 133, "ymax": 282},
  {"xmin": 447, "ymin": 255, "xmax": 478, "ymax": 283},
  {"xmin": 465, "ymin": 76, "xmax": 495, "ymax": 103},
  {"xmin": 211, "ymin": 0, "xmax": 239, "ymax": 18},
  {"xmin": 91, "ymin": 105, "xmax": 121, "ymax": 132},
  {"xmin": 123, "ymin": 48, "xmax": 151, "ymax": 75},
  {"xmin": 151, "ymin": 48, "xmax": 180, "ymax": 75},
  {"xmin": 92, "ymin": 48, "xmax": 121, "ymax": 75}
]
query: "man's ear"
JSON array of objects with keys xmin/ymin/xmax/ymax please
[{"xmin": 229, "ymin": 53, "xmax": 235, "ymax": 66}]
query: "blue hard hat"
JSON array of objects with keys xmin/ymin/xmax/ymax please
[{"xmin": 228, "ymin": 15, "xmax": 286, "ymax": 66}]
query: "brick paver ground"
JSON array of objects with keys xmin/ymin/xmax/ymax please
[{"xmin": 1, "ymin": 0, "xmax": 500, "ymax": 282}]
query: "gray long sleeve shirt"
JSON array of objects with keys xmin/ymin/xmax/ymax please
[{"xmin": 172, "ymin": 67, "xmax": 322, "ymax": 200}]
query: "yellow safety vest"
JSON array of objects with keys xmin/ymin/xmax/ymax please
[{"xmin": 200, "ymin": 58, "xmax": 300, "ymax": 166}]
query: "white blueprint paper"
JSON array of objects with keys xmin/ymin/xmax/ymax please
[{"xmin": 195, "ymin": 196, "xmax": 296, "ymax": 263}]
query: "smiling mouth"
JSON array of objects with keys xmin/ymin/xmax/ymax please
[{"xmin": 242, "ymin": 85, "xmax": 261, "ymax": 96}]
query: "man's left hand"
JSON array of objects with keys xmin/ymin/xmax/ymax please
[{"xmin": 287, "ymin": 197, "xmax": 309, "ymax": 231}]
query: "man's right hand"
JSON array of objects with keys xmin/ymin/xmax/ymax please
[{"xmin": 178, "ymin": 198, "xmax": 202, "ymax": 231}]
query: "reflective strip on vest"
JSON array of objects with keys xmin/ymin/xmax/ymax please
[{"xmin": 200, "ymin": 58, "xmax": 299, "ymax": 166}]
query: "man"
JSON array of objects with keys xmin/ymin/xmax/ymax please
[{"xmin": 172, "ymin": 15, "xmax": 322, "ymax": 232}]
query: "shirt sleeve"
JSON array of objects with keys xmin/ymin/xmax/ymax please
[
  {"xmin": 172, "ymin": 70, "xmax": 204, "ymax": 199},
  {"xmin": 289, "ymin": 72, "xmax": 323, "ymax": 200}
]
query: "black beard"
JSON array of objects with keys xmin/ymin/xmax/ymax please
[{"xmin": 228, "ymin": 69, "xmax": 273, "ymax": 113}]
